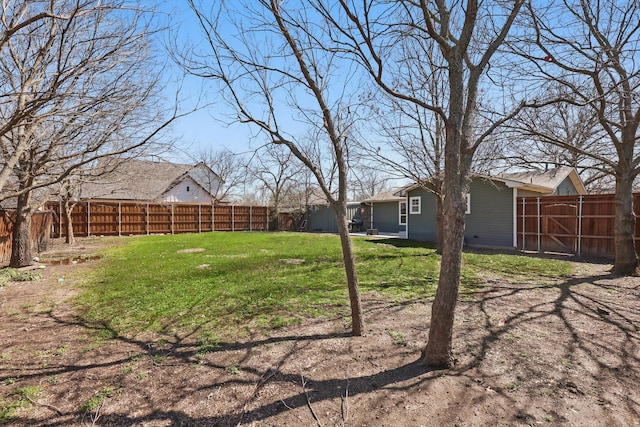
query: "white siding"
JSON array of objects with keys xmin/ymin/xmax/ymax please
[{"xmin": 162, "ymin": 177, "xmax": 213, "ymax": 203}]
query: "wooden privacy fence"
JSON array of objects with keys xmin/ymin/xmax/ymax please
[
  {"xmin": 0, "ymin": 211, "xmax": 53, "ymax": 263},
  {"xmin": 46, "ymin": 201, "xmax": 270, "ymax": 238},
  {"xmin": 517, "ymin": 193, "xmax": 640, "ymax": 258}
]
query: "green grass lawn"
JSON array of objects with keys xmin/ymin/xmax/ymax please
[{"xmin": 74, "ymin": 232, "xmax": 572, "ymax": 339}]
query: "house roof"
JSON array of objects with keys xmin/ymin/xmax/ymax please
[
  {"xmin": 488, "ymin": 166, "xmax": 587, "ymax": 195},
  {"xmin": 80, "ymin": 159, "xmax": 218, "ymax": 201},
  {"xmin": 362, "ymin": 190, "xmax": 405, "ymax": 203},
  {"xmin": 393, "ymin": 166, "xmax": 587, "ymax": 197}
]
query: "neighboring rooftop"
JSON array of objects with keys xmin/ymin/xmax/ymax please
[
  {"xmin": 363, "ymin": 190, "xmax": 406, "ymax": 203},
  {"xmin": 393, "ymin": 166, "xmax": 587, "ymax": 197},
  {"xmin": 497, "ymin": 166, "xmax": 587, "ymax": 195},
  {"xmin": 80, "ymin": 159, "xmax": 218, "ymax": 201}
]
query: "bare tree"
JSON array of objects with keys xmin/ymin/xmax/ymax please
[
  {"xmin": 250, "ymin": 144, "xmax": 304, "ymax": 227},
  {"xmin": 354, "ymin": 36, "xmax": 448, "ymax": 251},
  {"xmin": 348, "ymin": 165, "xmax": 390, "ymax": 201},
  {"xmin": 178, "ymin": 0, "xmax": 365, "ymax": 335},
  {"xmin": 195, "ymin": 148, "xmax": 249, "ymax": 203},
  {"xmin": 282, "ymin": 167, "xmax": 318, "ymax": 229},
  {"xmin": 508, "ymin": 0, "xmax": 640, "ymax": 274},
  {"xmin": 327, "ymin": 0, "xmax": 525, "ymax": 366},
  {"xmin": 503, "ymin": 89, "xmax": 612, "ymax": 191},
  {"xmin": 0, "ymin": 0, "xmax": 78, "ymax": 193},
  {"xmin": 1, "ymin": 0, "xmax": 177, "ymax": 267}
]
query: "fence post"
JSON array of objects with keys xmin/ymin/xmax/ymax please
[
  {"xmin": 146, "ymin": 203, "xmax": 150, "ymax": 235},
  {"xmin": 198, "ymin": 204, "xmax": 202, "ymax": 233},
  {"xmin": 171, "ymin": 204, "xmax": 174, "ymax": 234},
  {"xmin": 232, "ymin": 205, "xmax": 235, "ymax": 232},
  {"xmin": 212, "ymin": 203, "xmax": 215, "ymax": 232},
  {"xmin": 536, "ymin": 197, "xmax": 541, "ymax": 253},
  {"xmin": 250, "ymin": 206, "xmax": 253, "ymax": 231},
  {"xmin": 87, "ymin": 201, "xmax": 91, "ymax": 237},
  {"xmin": 577, "ymin": 195, "xmax": 583, "ymax": 256}
]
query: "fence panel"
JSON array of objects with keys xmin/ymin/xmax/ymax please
[
  {"xmin": 88, "ymin": 202, "xmax": 119, "ymax": 236},
  {"xmin": 46, "ymin": 201, "xmax": 269, "ymax": 238},
  {"xmin": 0, "ymin": 211, "xmax": 53, "ymax": 263},
  {"xmin": 199, "ymin": 204, "xmax": 213, "ymax": 232},
  {"xmin": 251, "ymin": 206, "xmax": 269, "ymax": 231},
  {"xmin": 0, "ymin": 214, "xmax": 12, "ymax": 263},
  {"xmin": 173, "ymin": 204, "xmax": 199, "ymax": 234},
  {"xmin": 233, "ymin": 206, "xmax": 251, "ymax": 231},
  {"xmin": 120, "ymin": 203, "xmax": 146, "ymax": 235},
  {"xmin": 213, "ymin": 205, "xmax": 232, "ymax": 231},
  {"xmin": 147, "ymin": 204, "xmax": 171, "ymax": 234},
  {"xmin": 540, "ymin": 199, "xmax": 579, "ymax": 254},
  {"xmin": 517, "ymin": 193, "xmax": 640, "ymax": 258}
]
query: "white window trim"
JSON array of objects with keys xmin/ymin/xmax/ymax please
[
  {"xmin": 409, "ymin": 196, "xmax": 421, "ymax": 214},
  {"xmin": 465, "ymin": 193, "xmax": 471, "ymax": 215},
  {"xmin": 399, "ymin": 201, "xmax": 407, "ymax": 225}
]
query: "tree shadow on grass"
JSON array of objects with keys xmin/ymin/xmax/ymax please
[
  {"xmin": 4, "ymin": 263, "xmax": 638, "ymax": 426},
  {"xmin": 4, "ymin": 308, "xmax": 441, "ymax": 426}
]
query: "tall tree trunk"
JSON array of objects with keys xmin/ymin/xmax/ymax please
[
  {"xmin": 612, "ymin": 173, "xmax": 639, "ymax": 275},
  {"xmin": 64, "ymin": 200, "xmax": 75, "ymax": 245},
  {"xmin": 334, "ymin": 202, "xmax": 364, "ymax": 336},
  {"xmin": 9, "ymin": 191, "xmax": 34, "ymax": 268},
  {"xmin": 422, "ymin": 48, "xmax": 472, "ymax": 367},
  {"xmin": 422, "ymin": 187, "xmax": 466, "ymax": 367},
  {"xmin": 435, "ymin": 193, "xmax": 444, "ymax": 254}
]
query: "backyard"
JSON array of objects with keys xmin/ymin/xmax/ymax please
[{"xmin": 0, "ymin": 232, "xmax": 638, "ymax": 426}]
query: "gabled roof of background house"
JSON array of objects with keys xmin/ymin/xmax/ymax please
[
  {"xmin": 80, "ymin": 159, "xmax": 219, "ymax": 201},
  {"xmin": 393, "ymin": 166, "xmax": 587, "ymax": 197}
]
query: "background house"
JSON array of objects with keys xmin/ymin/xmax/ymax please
[
  {"xmin": 80, "ymin": 159, "xmax": 222, "ymax": 203},
  {"xmin": 398, "ymin": 166, "xmax": 587, "ymax": 249},
  {"xmin": 362, "ymin": 191, "xmax": 407, "ymax": 236}
]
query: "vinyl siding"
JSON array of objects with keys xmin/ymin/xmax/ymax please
[
  {"xmin": 307, "ymin": 203, "xmax": 362, "ymax": 233},
  {"xmin": 406, "ymin": 188, "xmax": 438, "ymax": 242},
  {"xmin": 464, "ymin": 179, "xmax": 515, "ymax": 248},
  {"xmin": 162, "ymin": 177, "xmax": 213, "ymax": 203},
  {"xmin": 372, "ymin": 201, "xmax": 405, "ymax": 233},
  {"xmin": 555, "ymin": 176, "xmax": 579, "ymax": 196}
]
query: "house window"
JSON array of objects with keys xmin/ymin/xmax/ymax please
[
  {"xmin": 465, "ymin": 193, "xmax": 471, "ymax": 214},
  {"xmin": 399, "ymin": 201, "xmax": 407, "ymax": 225},
  {"xmin": 409, "ymin": 196, "xmax": 421, "ymax": 214}
]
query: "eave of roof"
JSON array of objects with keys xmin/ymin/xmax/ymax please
[{"xmin": 362, "ymin": 191, "xmax": 405, "ymax": 202}]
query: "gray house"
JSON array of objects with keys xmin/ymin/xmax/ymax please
[
  {"xmin": 362, "ymin": 191, "xmax": 407, "ymax": 235},
  {"xmin": 398, "ymin": 166, "xmax": 587, "ymax": 249}
]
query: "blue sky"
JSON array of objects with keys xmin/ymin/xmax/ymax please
[{"xmin": 157, "ymin": 1, "xmax": 258, "ymax": 161}]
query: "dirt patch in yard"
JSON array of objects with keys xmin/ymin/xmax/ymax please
[
  {"xmin": 1, "ymin": 238, "xmax": 639, "ymax": 426},
  {"xmin": 176, "ymin": 248, "xmax": 206, "ymax": 254}
]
